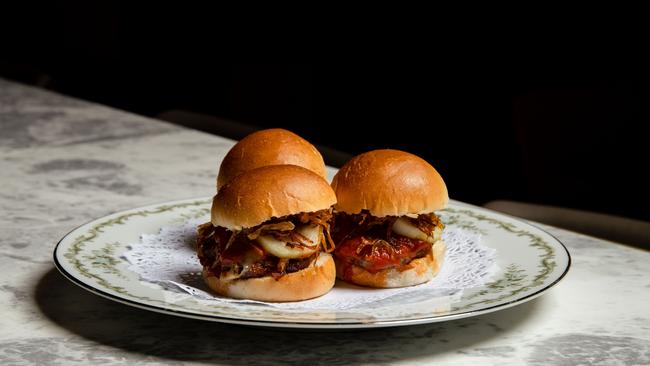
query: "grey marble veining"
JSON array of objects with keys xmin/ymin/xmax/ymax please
[{"xmin": 1, "ymin": 78, "xmax": 649, "ymax": 365}]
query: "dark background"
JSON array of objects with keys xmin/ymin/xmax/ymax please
[{"xmin": 2, "ymin": 3, "xmax": 648, "ymax": 221}]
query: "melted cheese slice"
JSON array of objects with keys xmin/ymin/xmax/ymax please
[
  {"xmin": 392, "ymin": 217, "xmax": 442, "ymax": 244},
  {"xmin": 256, "ymin": 225, "xmax": 321, "ymax": 259}
]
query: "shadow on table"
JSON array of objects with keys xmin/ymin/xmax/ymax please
[{"xmin": 36, "ymin": 267, "xmax": 541, "ymax": 364}]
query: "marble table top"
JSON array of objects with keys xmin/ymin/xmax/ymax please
[{"xmin": 1, "ymin": 78, "xmax": 649, "ymax": 365}]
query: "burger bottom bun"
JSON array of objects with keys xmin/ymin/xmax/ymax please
[
  {"xmin": 336, "ymin": 240, "xmax": 446, "ymax": 288},
  {"xmin": 203, "ymin": 253, "xmax": 335, "ymax": 302}
]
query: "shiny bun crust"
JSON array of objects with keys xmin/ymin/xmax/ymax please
[
  {"xmin": 211, "ymin": 165, "xmax": 337, "ymax": 230},
  {"xmin": 217, "ymin": 128, "xmax": 327, "ymax": 189},
  {"xmin": 331, "ymin": 149, "xmax": 448, "ymax": 216},
  {"xmin": 335, "ymin": 241, "xmax": 446, "ymax": 288},
  {"xmin": 203, "ymin": 253, "xmax": 336, "ymax": 302}
]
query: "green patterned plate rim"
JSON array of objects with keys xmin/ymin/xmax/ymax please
[{"xmin": 53, "ymin": 198, "xmax": 570, "ymax": 329}]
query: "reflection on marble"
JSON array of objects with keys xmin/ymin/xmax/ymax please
[{"xmin": 1, "ymin": 78, "xmax": 649, "ymax": 365}]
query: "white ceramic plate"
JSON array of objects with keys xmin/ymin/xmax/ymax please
[{"xmin": 53, "ymin": 198, "xmax": 570, "ymax": 329}]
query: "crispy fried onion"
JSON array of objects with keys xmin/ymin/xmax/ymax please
[
  {"xmin": 272, "ymin": 229, "xmax": 318, "ymax": 249},
  {"xmin": 410, "ymin": 213, "xmax": 444, "ymax": 236},
  {"xmin": 223, "ymin": 230, "xmax": 238, "ymax": 251},
  {"xmin": 296, "ymin": 209, "xmax": 336, "ymax": 253},
  {"xmin": 355, "ymin": 212, "xmax": 397, "ymax": 239},
  {"xmin": 246, "ymin": 221, "xmax": 295, "ymax": 240},
  {"xmin": 335, "ymin": 211, "xmax": 444, "ymax": 251},
  {"xmin": 241, "ymin": 209, "xmax": 336, "ymax": 253},
  {"xmin": 355, "ymin": 211, "xmax": 443, "ymax": 237},
  {"xmin": 355, "ymin": 237, "xmax": 394, "ymax": 256}
]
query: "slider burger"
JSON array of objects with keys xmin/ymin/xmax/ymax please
[
  {"xmin": 331, "ymin": 149, "xmax": 448, "ymax": 288},
  {"xmin": 217, "ymin": 128, "xmax": 327, "ymax": 190},
  {"xmin": 197, "ymin": 164, "xmax": 337, "ymax": 301}
]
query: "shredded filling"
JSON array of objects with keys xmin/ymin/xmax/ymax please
[
  {"xmin": 197, "ymin": 209, "xmax": 334, "ymax": 280},
  {"xmin": 332, "ymin": 211, "xmax": 444, "ymax": 275}
]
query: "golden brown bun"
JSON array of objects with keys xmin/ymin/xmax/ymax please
[
  {"xmin": 203, "ymin": 253, "xmax": 336, "ymax": 302},
  {"xmin": 212, "ymin": 165, "xmax": 337, "ymax": 230},
  {"xmin": 336, "ymin": 240, "xmax": 446, "ymax": 288},
  {"xmin": 331, "ymin": 149, "xmax": 448, "ymax": 216},
  {"xmin": 217, "ymin": 128, "xmax": 326, "ymax": 189}
]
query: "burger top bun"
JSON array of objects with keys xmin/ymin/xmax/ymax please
[
  {"xmin": 212, "ymin": 165, "xmax": 336, "ymax": 231},
  {"xmin": 331, "ymin": 149, "xmax": 448, "ymax": 217},
  {"xmin": 217, "ymin": 128, "xmax": 326, "ymax": 190}
]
